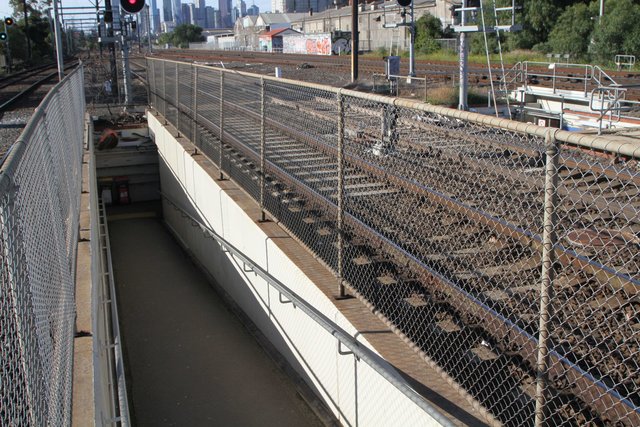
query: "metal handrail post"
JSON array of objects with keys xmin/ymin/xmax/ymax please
[
  {"xmin": 219, "ymin": 71, "xmax": 224, "ymax": 180},
  {"xmin": 584, "ymin": 66, "xmax": 588, "ymax": 97},
  {"xmin": 534, "ymin": 130, "xmax": 559, "ymax": 427}
]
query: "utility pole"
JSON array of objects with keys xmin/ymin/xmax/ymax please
[
  {"xmin": 453, "ymin": 1, "xmax": 520, "ymax": 112},
  {"xmin": 96, "ymin": 1, "xmax": 103, "ymax": 58},
  {"xmin": 121, "ymin": 32, "xmax": 133, "ymax": 104},
  {"xmin": 104, "ymin": 0, "xmax": 119, "ymax": 98},
  {"xmin": 21, "ymin": 0, "xmax": 31, "ymax": 61},
  {"xmin": 146, "ymin": 4, "xmax": 152, "ymax": 52},
  {"xmin": 599, "ymin": 0, "xmax": 605, "ymax": 17},
  {"xmin": 351, "ymin": 0, "xmax": 358, "ymax": 82},
  {"xmin": 46, "ymin": 10, "xmax": 55, "ymax": 60},
  {"xmin": 52, "ymin": 0, "xmax": 64, "ymax": 80},
  {"xmin": 408, "ymin": 1, "xmax": 415, "ymax": 77},
  {"xmin": 458, "ymin": 0, "xmax": 468, "ymax": 111}
]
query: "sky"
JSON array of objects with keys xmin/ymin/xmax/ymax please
[{"xmin": 0, "ymin": 0, "xmax": 272, "ymax": 24}]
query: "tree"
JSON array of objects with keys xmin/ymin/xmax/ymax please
[
  {"xmin": 6, "ymin": 0, "xmax": 54, "ymax": 64},
  {"xmin": 414, "ymin": 14, "xmax": 443, "ymax": 54},
  {"xmin": 170, "ymin": 24, "xmax": 204, "ymax": 48},
  {"xmin": 591, "ymin": 0, "xmax": 640, "ymax": 62},
  {"xmin": 548, "ymin": 2, "xmax": 597, "ymax": 59},
  {"xmin": 506, "ymin": 0, "xmax": 584, "ymax": 50}
]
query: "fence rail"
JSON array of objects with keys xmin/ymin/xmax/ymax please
[
  {"xmin": 0, "ymin": 66, "xmax": 85, "ymax": 426},
  {"xmin": 148, "ymin": 57, "xmax": 639, "ymax": 426}
]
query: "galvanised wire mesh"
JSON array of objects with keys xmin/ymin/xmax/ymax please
[
  {"xmin": 1, "ymin": 66, "xmax": 85, "ymax": 426},
  {"xmin": 147, "ymin": 58, "xmax": 640, "ymax": 426}
]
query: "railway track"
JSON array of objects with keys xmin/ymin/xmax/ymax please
[
  {"xmin": 149, "ymin": 60, "xmax": 639, "ymax": 426},
  {"xmin": 0, "ymin": 61, "xmax": 78, "ymax": 114},
  {"xmin": 152, "ymin": 49, "xmax": 640, "ymax": 99}
]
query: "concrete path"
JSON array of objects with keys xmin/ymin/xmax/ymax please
[{"xmin": 109, "ymin": 217, "xmax": 324, "ymax": 427}]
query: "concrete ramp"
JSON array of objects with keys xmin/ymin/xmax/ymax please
[{"xmin": 108, "ymin": 216, "xmax": 324, "ymax": 426}]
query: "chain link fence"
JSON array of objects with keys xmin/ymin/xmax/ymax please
[
  {"xmin": 147, "ymin": 57, "xmax": 640, "ymax": 426},
  {"xmin": 0, "ymin": 66, "xmax": 85, "ymax": 426}
]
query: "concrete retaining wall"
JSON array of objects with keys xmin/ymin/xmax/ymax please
[{"xmin": 148, "ymin": 112, "xmax": 442, "ymax": 426}]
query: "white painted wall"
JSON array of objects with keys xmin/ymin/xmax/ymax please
[{"xmin": 148, "ymin": 112, "xmax": 444, "ymax": 427}]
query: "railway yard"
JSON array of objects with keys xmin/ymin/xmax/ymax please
[
  {"xmin": 2, "ymin": 49, "xmax": 639, "ymax": 425},
  {"xmin": 0, "ymin": 60, "xmax": 81, "ymax": 159},
  {"xmin": 146, "ymin": 55, "xmax": 639, "ymax": 426},
  {"xmin": 149, "ymin": 49, "xmax": 640, "ymax": 101}
]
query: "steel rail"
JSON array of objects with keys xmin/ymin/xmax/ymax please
[
  {"xmin": 220, "ymin": 89, "xmax": 639, "ymax": 293},
  {"xmin": 0, "ymin": 61, "xmax": 80, "ymax": 114},
  {"xmin": 147, "ymin": 59, "xmax": 640, "ymax": 160},
  {"xmin": 0, "ymin": 65, "xmax": 83, "ymax": 171},
  {"xmin": 0, "ymin": 62, "xmax": 59, "ymax": 90}
]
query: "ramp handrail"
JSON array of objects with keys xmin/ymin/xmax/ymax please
[{"xmin": 159, "ymin": 191, "xmax": 456, "ymax": 427}]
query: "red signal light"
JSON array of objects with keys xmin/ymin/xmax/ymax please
[{"xmin": 120, "ymin": 0, "xmax": 144, "ymax": 14}]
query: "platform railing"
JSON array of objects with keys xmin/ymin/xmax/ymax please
[
  {"xmin": 0, "ymin": 65, "xmax": 85, "ymax": 426},
  {"xmin": 147, "ymin": 57, "xmax": 639, "ymax": 427},
  {"xmin": 506, "ymin": 61, "xmax": 620, "ymax": 99}
]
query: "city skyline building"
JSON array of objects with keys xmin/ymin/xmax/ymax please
[
  {"xmin": 172, "ymin": 0, "xmax": 183, "ymax": 23},
  {"xmin": 219, "ymin": 0, "xmax": 232, "ymax": 27},
  {"xmin": 159, "ymin": 0, "xmax": 256, "ymax": 27},
  {"xmin": 188, "ymin": 2, "xmax": 197, "ymax": 24},
  {"xmin": 163, "ymin": 0, "xmax": 173, "ymax": 22},
  {"xmin": 182, "ymin": 2, "xmax": 191, "ymax": 24},
  {"xmin": 149, "ymin": 0, "xmax": 160, "ymax": 32},
  {"xmin": 247, "ymin": 3, "xmax": 259, "ymax": 15},
  {"xmin": 271, "ymin": 0, "xmax": 329, "ymax": 13}
]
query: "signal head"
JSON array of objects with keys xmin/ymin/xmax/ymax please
[
  {"xmin": 0, "ymin": 32, "xmax": 7, "ymax": 41},
  {"xmin": 396, "ymin": 0, "xmax": 411, "ymax": 7},
  {"xmin": 120, "ymin": 0, "xmax": 145, "ymax": 14},
  {"xmin": 4, "ymin": 17, "xmax": 14, "ymax": 26}
]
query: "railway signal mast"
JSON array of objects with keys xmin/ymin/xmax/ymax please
[
  {"xmin": 452, "ymin": 0, "xmax": 521, "ymax": 111},
  {"xmin": 120, "ymin": 0, "xmax": 145, "ymax": 105},
  {"xmin": 100, "ymin": 0, "xmax": 145, "ymax": 104},
  {"xmin": 382, "ymin": 0, "xmax": 416, "ymax": 77},
  {"xmin": 1, "ymin": 17, "xmax": 14, "ymax": 73}
]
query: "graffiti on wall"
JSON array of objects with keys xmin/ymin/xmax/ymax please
[
  {"xmin": 283, "ymin": 32, "xmax": 352, "ymax": 55},
  {"xmin": 305, "ymin": 37, "xmax": 331, "ymax": 55}
]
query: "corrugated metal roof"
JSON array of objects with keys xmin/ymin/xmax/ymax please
[{"xmin": 261, "ymin": 28, "xmax": 297, "ymax": 37}]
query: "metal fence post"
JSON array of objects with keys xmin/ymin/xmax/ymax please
[
  {"xmin": 148, "ymin": 59, "xmax": 154, "ymax": 107},
  {"xmin": 337, "ymin": 92, "xmax": 346, "ymax": 298},
  {"xmin": 534, "ymin": 130, "xmax": 559, "ymax": 427},
  {"xmin": 219, "ymin": 71, "xmax": 224, "ymax": 180},
  {"xmin": 161, "ymin": 61, "xmax": 166, "ymax": 118},
  {"xmin": 260, "ymin": 77, "xmax": 266, "ymax": 222},
  {"xmin": 424, "ymin": 77, "xmax": 428, "ymax": 102},
  {"xmin": 175, "ymin": 63, "xmax": 180, "ymax": 137},
  {"xmin": 192, "ymin": 65, "xmax": 198, "ymax": 148}
]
